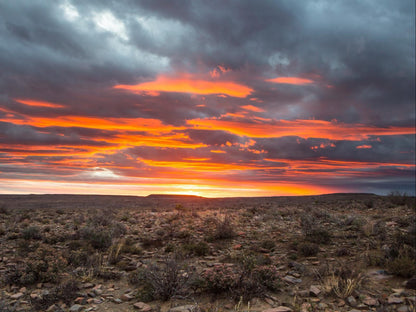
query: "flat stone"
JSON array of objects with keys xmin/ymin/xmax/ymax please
[
  {"xmin": 113, "ymin": 298, "xmax": 123, "ymax": 304},
  {"xmin": 169, "ymin": 305, "xmax": 196, "ymax": 312},
  {"xmin": 363, "ymin": 296, "xmax": 379, "ymax": 306},
  {"xmin": 81, "ymin": 283, "xmax": 95, "ymax": 289},
  {"xmin": 388, "ymin": 296, "xmax": 404, "ymax": 304},
  {"xmin": 10, "ymin": 292, "xmax": 24, "ymax": 300},
  {"xmin": 134, "ymin": 302, "xmax": 152, "ymax": 311},
  {"xmin": 283, "ymin": 275, "xmax": 302, "ymax": 284},
  {"xmin": 309, "ymin": 285, "xmax": 321, "ymax": 297},
  {"xmin": 348, "ymin": 310, "xmax": 362, "ymax": 312},
  {"xmin": 30, "ymin": 293, "xmax": 38, "ymax": 300},
  {"xmin": 121, "ymin": 293, "xmax": 134, "ymax": 301},
  {"xmin": 397, "ymin": 306, "xmax": 409, "ymax": 312},
  {"xmin": 69, "ymin": 304, "xmax": 83, "ymax": 312}
]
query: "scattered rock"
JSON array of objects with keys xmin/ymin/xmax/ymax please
[
  {"xmin": 10, "ymin": 292, "xmax": 24, "ymax": 300},
  {"xmin": 309, "ymin": 285, "xmax": 321, "ymax": 297},
  {"xmin": 134, "ymin": 302, "xmax": 152, "ymax": 311},
  {"xmin": 363, "ymin": 296, "xmax": 379, "ymax": 306},
  {"xmin": 283, "ymin": 275, "xmax": 302, "ymax": 284},
  {"xmin": 168, "ymin": 305, "xmax": 197, "ymax": 312},
  {"xmin": 346, "ymin": 296, "xmax": 357, "ymax": 307},
  {"xmin": 388, "ymin": 296, "xmax": 403, "ymax": 304},
  {"xmin": 121, "ymin": 293, "xmax": 134, "ymax": 301},
  {"xmin": 69, "ymin": 304, "xmax": 83, "ymax": 312},
  {"xmin": 81, "ymin": 283, "xmax": 95, "ymax": 289}
]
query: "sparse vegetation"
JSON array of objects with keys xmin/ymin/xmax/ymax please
[{"xmin": 0, "ymin": 194, "xmax": 415, "ymax": 311}]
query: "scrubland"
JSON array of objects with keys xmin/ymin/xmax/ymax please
[{"xmin": 0, "ymin": 193, "xmax": 415, "ymax": 312}]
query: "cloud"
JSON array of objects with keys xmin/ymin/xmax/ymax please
[
  {"xmin": 0, "ymin": 0, "xmax": 414, "ymax": 196},
  {"xmin": 266, "ymin": 77, "xmax": 314, "ymax": 85},
  {"xmin": 114, "ymin": 73, "xmax": 253, "ymax": 98}
]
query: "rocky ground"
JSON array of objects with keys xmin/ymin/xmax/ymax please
[{"xmin": 0, "ymin": 193, "xmax": 415, "ymax": 312}]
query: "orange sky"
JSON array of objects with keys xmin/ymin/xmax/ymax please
[
  {"xmin": 1, "ymin": 1, "xmax": 414, "ymax": 197},
  {"xmin": 1, "ymin": 81, "xmax": 414, "ymax": 197}
]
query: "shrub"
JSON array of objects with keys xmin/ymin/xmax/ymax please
[
  {"xmin": 316, "ymin": 264, "xmax": 364, "ymax": 299},
  {"xmin": 300, "ymin": 214, "xmax": 332, "ymax": 244},
  {"xmin": 111, "ymin": 222, "xmax": 127, "ymax": 238},
  {"xmin": 260, "ymin": 239, "xmax": 276, "ymax": 251},
  {"xmin": 4, "ymin": 257, "xmax": 65, "ymax": 286},
  {"xmin": 388, "ymin": 191, "xmax": 409, "ymax": 206},
  {"xmin": 80, "ymin": 226, "xmax": 112, "ymax": 251},
  {"xmin": 298, "ymin": 242, "xmax": 319, "ymax": 257},
  {"xmin": 202, "ymin": 263, "xmax": 280, "ymax": 300},
  {"xmin": 30, "ymin": 279, "xmax": 79, "ymax": 311},
  {"xmin": 211, "ymin": 215, "xmax": 235, "ymax": 240},
  {"xmin": 140, "ymin": 236, "xmax": 164, "ymax": 249},
  {"xmin": 0, "ymin": 203, "xmax": 9, "ymax": 215},
  {"xmin": 387, "ymin": 255, "xmax": 416, "ymax": 277},
  {"xmin": 65, "ymin": 248, "xmax": 102, "ymax": 268},
  {"xmin": 305, "ymin": 228, "xmax": 331, "ymax": 244},
  {"xmin": 182, "ymin": 241, "xmax": 210, "ymax": 257},
  {"xmin": 108, "ymin": 241, "xmax": 124, "ymax": 264},
  {"xmin": 202, "ymin": 264, "xmax": 237, "ymax": 294},
  {"xmin": 22, "ymin": 226, "xmax": 42, "ymax": 240},
  {"xmin": 142, "ymin": 257, "xmax": 192, "ymax": 301}
]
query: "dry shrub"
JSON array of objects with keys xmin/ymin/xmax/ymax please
[
  {"xmin": 142, "ymin": 256, "xmax": 192, "ymax": 301},
  {"xmin": 210, "ymin": 215, "xmax": 235, "ymax": 240},
  {"xmin": 315, "ymin": 262, "xmax": 364, "ymax": 299}
]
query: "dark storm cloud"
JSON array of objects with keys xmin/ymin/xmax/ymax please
[
  {"xmin": 1, "ymin": 0, "xmax": 414, "ymax": 124},
  {"xmin": 186, "ymin": 129, "xmax": 243, "ymax": 146},
  {"xmin": 0, "ymin": 121, "xmax": 111, "ymax": 146},
  {"xmin": 256, "ymin": 135, "xmax": 415, "ymax": 163}
]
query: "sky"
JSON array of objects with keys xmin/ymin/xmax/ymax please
[{"xmin": 0, "ymin": 0, "xmax": 415, "ymax": 197}]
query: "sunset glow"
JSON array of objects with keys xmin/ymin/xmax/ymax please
[
  {"xmin": 267, "ymin": 77, "xmax": 315, "ymax": 85},
  {"xmin": 114, "ymin": 74, "xmax": 253, "ymax": 98},
  {"xmin": 0, "ymin": 1, "xmax": 414, "ymax": 196}
]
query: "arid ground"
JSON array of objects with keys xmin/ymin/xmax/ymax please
[{"xmin": 0, "ymin": 193, "xmax": 415, "ymax": 312}]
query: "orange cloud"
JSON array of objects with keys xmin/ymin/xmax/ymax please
[
  {"xmin": 266, "ymin": 77, "xmax": 314, "ymax": 85},
  {"xmin": 15, "ymin": 99, "xmax": 65, "ymax": 108},
  {"xmin": 241, "ymin": 105, "xmax": 265, "ymax": 112},
  {"xmin": 113, "ymin": 74, "xmax": 253, "ymax": 98},
  {"xmin": 188, "ymin": 117, "xmax": 415, "ymax": 140},
  {"xmin": 0, "ymin": 114, "xmax": 181, "ymax": 134},
  {"xmin": 356, "ymin": 145, "xmax": 372, "ymax": 149}
]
